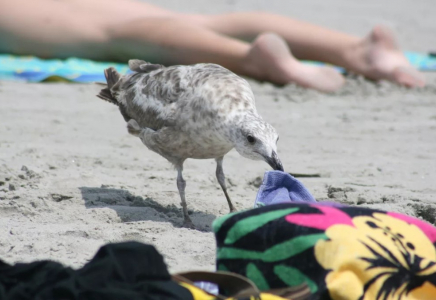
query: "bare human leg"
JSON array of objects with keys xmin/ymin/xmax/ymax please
[
  {"xmin": 0, "ymin": 0, "xmax": 176, "ymax": 59},
  {"xmin": 343, "ymin": 26, "xmax": 425, "ymax": 87},
  {"xmin": 106, "ymin": 18, "xmax": 344, "ymax": 92},
  {"xmin": 188, "ymin": 12, "xmax": 425, "ymax": 87},
  {"xmin": 0, "ymin": 0, "xmax": 345, "ymax": 92},
  {"xmin": 244, "ymin": 33, "xmax": 345, "ymax": 91}
]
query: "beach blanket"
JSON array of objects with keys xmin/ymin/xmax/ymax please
[
  {"xmin": 0, "ymin": 241, "xmax": 192, "ymax": 300},
  {"xmin": 0, "ymin": 240, "xmax": 308, "ymax": 300},
  {"xmin": 176, "ymin": 271, "xmax": 311, "ymax": 300},
  {"xmin": 0, "ymin": 55, "xmax": 130, "ymax": 83},
  {"xmin": 254, "ymin": 171, "xmax": 317, "ymax": 206},
  {"xmin": 213, "ymin": 171, "xmax": 436, "ymax": 300},
  {"xmin": 0, "ymin": 52, "xmax": 435, "ymax": 83}
]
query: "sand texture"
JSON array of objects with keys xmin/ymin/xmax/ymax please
[{"xmin": 0, "ymin": 0, "xmax": 435, "ymax": 273}]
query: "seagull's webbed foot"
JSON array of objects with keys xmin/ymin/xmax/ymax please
[
  {"xmin": 216, "ymin": 157, "xmax": 237, "ymax": 213},
  {"xmin": 176, "ymin": 163, "xmax": 196, "ymax": 229},
  {"xmin": 182, "ymin": 217, "xmax": 196, "ymax": 229}
]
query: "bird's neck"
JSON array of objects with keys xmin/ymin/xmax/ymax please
[{"xmin": 225, "ymin": 113, "xmax": 262, "ymax": 145}]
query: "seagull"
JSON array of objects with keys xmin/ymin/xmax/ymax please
[{"xmin": 97, "ymin": 60, "xmax": 283, "ymax": 228}]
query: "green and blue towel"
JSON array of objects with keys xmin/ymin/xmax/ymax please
[
  {"xmin": 0, "ymin": 55, "xmax": 130, "ymax": 82},
  {"xmin": 214, "ymin": 171, "xmax": 436, "ymax": 299},
  {"xmin": 0, "ymin": 52, "xmax": 435, "ymax": 83}
]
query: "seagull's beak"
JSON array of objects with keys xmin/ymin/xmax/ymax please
[{"xmin": 265, "ymin": 151, "xmax": 284, "ymax": 171}]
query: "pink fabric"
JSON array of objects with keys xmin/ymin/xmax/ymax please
[
  {"xmin": 285, "ymin": 205, "xmax": 436, "ymax": 244},
  {"xmin": 285, "ymin": 205, "xmax": 353, "ymax": 231},
  {"xmin": 388, "ymin": 212, "xmax": 436, "ymax": 243}
]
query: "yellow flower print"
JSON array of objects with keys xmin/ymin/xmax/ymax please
[{"xmin": 315, "ymin": 213, "xmax": 436, "ymax": 300}]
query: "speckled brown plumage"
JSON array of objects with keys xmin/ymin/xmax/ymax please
[{"xmin": 97, "ymin": 59, "xmax": 283, "ymax": 228}]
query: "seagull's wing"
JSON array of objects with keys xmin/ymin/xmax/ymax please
[
  {"xmin": 111, "ymin": 62, "xmax": 257, "ymax": 131},
  {"xmin": 111, "ymin": 62, "xmax": 191, "ymax": 131}
]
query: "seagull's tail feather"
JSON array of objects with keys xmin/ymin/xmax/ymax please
[
  {"xmin": 96, "ymin": 67, "xmax": 121, "ymax": 105},
  {"xmin": 128, "ymin": 59, "xmax": 164, "ymax": 73},
  {"xmin": 127, "ymin": 119, "xmax": 141, "ymax": 136}
]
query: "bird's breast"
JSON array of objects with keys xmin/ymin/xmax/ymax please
[
  {"xmin": 184, "ymin": 129, "xmax": 233, "ymax": 159},
  {"xmin": 155, "ymin": 127, "xmax": 233, "ymax": 160}
]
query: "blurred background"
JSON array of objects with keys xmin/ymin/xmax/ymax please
[{"xmin": 145, "ymin": 0, "xmax": 435, "ymax": 52}]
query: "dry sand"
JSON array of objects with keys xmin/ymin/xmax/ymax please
[{"xmin": 0, "ymin": 0, "xmax": 435, "ymax": 273}]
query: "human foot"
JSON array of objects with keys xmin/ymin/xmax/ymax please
[
  {"xmin": 344, "ymin": 26, "xmax": 425, "ymax": 87},
  {"xmin": 244, "ymin": 33, "xmax": 345, "ymax": 93}
]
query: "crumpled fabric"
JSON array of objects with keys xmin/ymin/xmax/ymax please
[
  {"xmin": 214, "ymin": 171, "xmax": 436, "ymax": 300},
  {"xmin": 254, "ymin": 171, "xmax": 317, "ymax": 207},
  {"xmin": 0, "ymin": 241, "xmax": 193, "ymax": 300}
]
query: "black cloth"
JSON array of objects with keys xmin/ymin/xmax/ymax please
[{"xmin": 0, "ymin": 242, "xmax": 193, "ymax": 300}]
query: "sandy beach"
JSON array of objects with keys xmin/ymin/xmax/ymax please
[{"xmin": 0, "ymin": 0, "xmax": 435, "ymax": 274}]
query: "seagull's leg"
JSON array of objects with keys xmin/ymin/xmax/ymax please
[
  {"xmin": 215, "ymin": 157, "xmax": 237, "ymax": 213},
  {"xmin": 176, "ymin": 163, "xmax": 195, "ymax": 229}
]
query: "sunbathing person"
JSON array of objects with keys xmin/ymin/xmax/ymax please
[{"xmin": 0, "ymin": 0, "xmax": 425, "ymax": 92}]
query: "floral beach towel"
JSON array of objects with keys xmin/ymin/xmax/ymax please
[{"xmin": 213, "ymin": 177, "xmax": 436, "ymax": 299}]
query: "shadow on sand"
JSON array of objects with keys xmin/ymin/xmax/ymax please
[{"xmin": 79, "ymin": 186, "xmax": 217, "ymax": 232}]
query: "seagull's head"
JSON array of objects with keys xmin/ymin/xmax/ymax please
[{"xmin": 233, "ymin": 115, "xmax": 284, "ymax": 171}]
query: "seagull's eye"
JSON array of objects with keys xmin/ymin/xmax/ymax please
[{"xmin": 247, "ymin": 135, "xmax": 255, "ymax": 144}]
